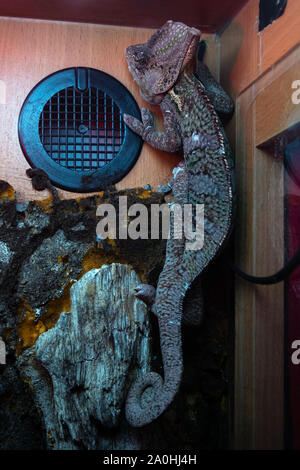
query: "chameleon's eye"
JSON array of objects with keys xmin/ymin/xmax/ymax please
[{"xmin": 135, "ymin": 51, "xmax": 147, "ymax": 65}]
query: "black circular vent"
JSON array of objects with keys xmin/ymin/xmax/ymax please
[{"xmin": 18, "ymin": 67, "xmax": 142, "ymax": 192}]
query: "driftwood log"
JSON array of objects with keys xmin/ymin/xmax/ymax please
[{"xmin": 18, "ymin": 264, "xmax": 151, "ymax": 450}]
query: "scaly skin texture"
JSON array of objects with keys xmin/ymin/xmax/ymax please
[{"xmin": 124, "ymin": 20, "xmax": 235, "ymax": 427}]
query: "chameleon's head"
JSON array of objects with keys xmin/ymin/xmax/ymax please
[{"xmin": 126, "ymin": 20, "xmax": 201, "ymax": 105}]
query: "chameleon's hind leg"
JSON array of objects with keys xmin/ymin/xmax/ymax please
[
  {"xmin": 134, "ymin": 284, "xmax": 156, "ymax": 310},
  {"xmin": 136, "ymin": 278, "xmax": 203, "ymax": 326},
  {"xmin": 134, "ymin": 218, "xmax": 185, "ymax": 317}
]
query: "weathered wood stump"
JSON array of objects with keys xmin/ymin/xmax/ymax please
[{"xmin": 18, "ymin": 264, "xmax": 151, "ymax": 450}]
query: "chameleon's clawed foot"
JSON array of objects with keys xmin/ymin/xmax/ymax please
[
  {"xmin": 140, "ymin": 108, "xmax": 154, "ymax": 128},
  {"xmin": 123, "ymin": 108, "xmax": 154, "ymax": 139},
  {"xmin": 134, "ymin": 284, "xmax": 156, "ymax": 309},
  {"xmin": 123, "ymin": 113, "xmax": 144, "ymax": 137}
]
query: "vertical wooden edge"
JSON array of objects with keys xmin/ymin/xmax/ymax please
[
  {"xmin": 253, "ymin": 148, "xmax": 285, "ymax": 449},
  {"xmin": 234, "ymin": 86, "xmax": 256, "ymax": 449},
  {"xmin": 219, "ymin": 0, "xmax": 260, "ymax": 97}
]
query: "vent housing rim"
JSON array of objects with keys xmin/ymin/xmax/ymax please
[{"xmin": 18, "ymin": 67, "xmax": 142, "ymax": 193}]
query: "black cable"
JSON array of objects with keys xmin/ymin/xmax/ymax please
[{"xmin": 229, "ymin": 245, "xmax": 300, "ymax": 284}]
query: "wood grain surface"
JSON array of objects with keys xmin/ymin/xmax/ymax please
[
  {"xmin": 224, "ymin": 18, "xmax": 300, "ymax": 447},
  {"xmin": 220, "ymin": 0, "xmax": 300, "ymax": 96},
  {"xmin": 0, "ymin": 17, "xmax": 217, "ymax": 201}
]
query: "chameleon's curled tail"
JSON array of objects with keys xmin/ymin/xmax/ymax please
[{"xmin": 125, "ymin": 273, "xmax": 186, "ymax": 427}]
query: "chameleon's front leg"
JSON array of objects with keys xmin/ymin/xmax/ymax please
[{"xmin": 124, "ymin": 107, "xmax": 182, "ymax": 153}]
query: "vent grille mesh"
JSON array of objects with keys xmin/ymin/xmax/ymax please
[{"xmin": 39, "ymin": 86, "xmax": 125, "ymax": 171}]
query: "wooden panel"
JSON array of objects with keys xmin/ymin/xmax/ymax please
[
  {"xmin": 253, "ymin": 143, "xmax": 284, "ymax": 449},
  {"xmin": 0, "ymin": 0, "xmax": 250, "ymax": 33},
  {"xmin": 234, "ymin": 85, "xmax": 256, "ymax": 449},
  {"xmin": 232, "ymin": 47, "xmax": 300, "ymax": 449},
  {"xmin": 261, "ymin": 0, "xmax": 300, "ymax": 74},
  {"xmin": 220, "ymin": 0, "xmax": 260, "ymax": 96},
  {"xmin": 256, "ymin": 54, "xmax": 300, "ymax": 145},
  {"xmin": 0, "ymin": 18, "xmax": 218, "ymax": 202},
  {"xmin": 220, "ymin": 0, "xmax": 300, "ymax": 96},
  {"xmin": 220, "ymin": 0, "xmax": 299, "ymax": 450},
  {"xmin": 0, "ymin": 19, "xmax": 149, "ymax": 200}
]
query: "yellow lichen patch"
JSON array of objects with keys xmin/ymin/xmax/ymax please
[
  {"xmin": 23, "ymin": 374, "xmax": 34, "ymax": 391},
  {"xmin": 95, "ymin": 194, "xmax": 108, "ymax": 208},
  {"xmin": 106, "ymin": 238, "xmax": 117, "ymax": 249},
  {"xmin": 17, "ymin": 300, "xmax": 46, "ymax": 354},
  {"xmin": 75, "ymin": 197, "xmax": 84, "ymax": 211},
  {"xmin": 16, "ymin": 281, "xmax": 75, "ymax": 354},
  {"xmin": 58, "ymin": 254, "xmax": 69, "ymax": 264},
  {"xmin": 0, "ymin": 185, "xmax": 15, "ymax": 200},
  {"xmin": 81, "ymin": 246, "xmax": 146, "ymax": 283},
  {"xmin": 43, "ymin": 281, "xmax": 73, "ymax": 330},
  {"xmin": 81, "ymin": 247, "xmax": 114, "ymax": 275},
  {"xmin": 136, "ymin": 189, "xmax": 151, "ymax": 199},
  {"xmin": 81, "ymin": 247, "xmax": 122, "ymax": 275},
  {"xmin": 35, "ymin": 196, "xmax": 53, "ymax": 213}
]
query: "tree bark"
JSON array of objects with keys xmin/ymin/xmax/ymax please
[{"xmin": 18, "ymin": 264, "xmax": 151, "ymax": 450}]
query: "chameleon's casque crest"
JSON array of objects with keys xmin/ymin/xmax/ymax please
[{"xmin": 126, "ymin": 20, "xmax": 200, "ymax": 97}]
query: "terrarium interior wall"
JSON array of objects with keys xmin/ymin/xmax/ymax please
[
  {"xmin": 4, "ymin": 0, "xmax": 298, "ymax": 450},
  {"xmin": 0, "ymin": 12, "xmax": 234, "ymax": 451},
  {"xmin": 220, "ymin": 0, "xmax": 300, "ymax": 450},
  {"xmin": 0, "ymin": 16, "xmax": 219, "ymax": 201}
]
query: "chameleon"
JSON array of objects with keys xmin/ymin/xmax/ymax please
[{"xmin": 123, "ymin": 20, "xmax": 235, "ymax": 427}]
